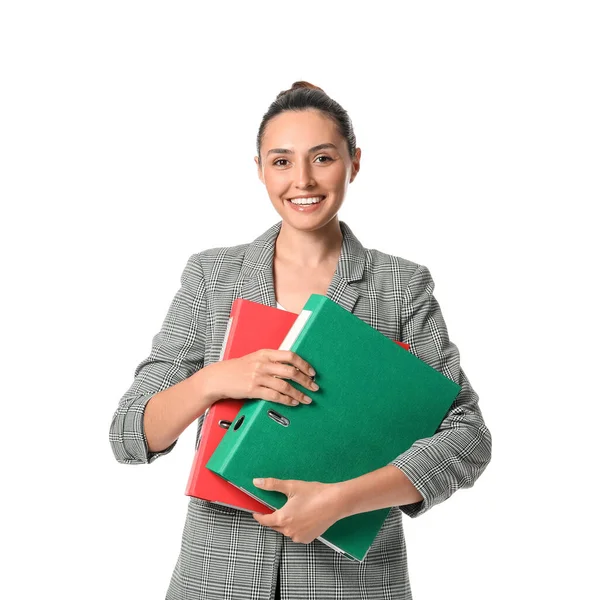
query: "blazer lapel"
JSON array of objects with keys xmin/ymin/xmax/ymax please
[
  {"xmin": 239, "ymin": 220, "xmax": 366, "ymax": 314},
  {"xmin": 239, "ymin": 222, "xmax": 280, "ymax": 307},
  {"xmin": 325, "ymin": 221, "xmax": 365, "ymax": 314}
]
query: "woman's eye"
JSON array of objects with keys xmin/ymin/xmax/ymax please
[{"xmin": 273, "ymin": 156, "xmax": 332, "ymax": 167}]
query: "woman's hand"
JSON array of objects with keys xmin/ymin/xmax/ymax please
[
  {"xmin": 204, "ymin": 349, "xmax": 318, "ymax": 407},
  {"xmin": 251, "ymin": 478, "xmax": 344, "ymax": 544}
]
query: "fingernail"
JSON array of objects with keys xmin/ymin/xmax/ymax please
[
  {"xmin": 253, "ymin": 478, "xmax": 264, "ymax": 485},
  {"xmin": 311, "ymin": 382, "xmax": 319, "ymax": 391},
  {"xmin": 309, "ymin": 368, "xmax": 316, "ymax": 376},
  {"xmin": 304, "ymin": 396, "xmax": 312, "ymax": 404},
  {"xmin": 292, "ymin": 400, "xmax": 299, "ymax": 405}
]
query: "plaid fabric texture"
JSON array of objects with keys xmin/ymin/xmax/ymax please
[{"xmin": 110, "ymin": 220, "xmax": 492, "ymax": 599}]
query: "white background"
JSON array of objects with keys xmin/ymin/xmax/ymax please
[{"xmin": 1, "ymin": 1, "xmax": 596, "ymax": 598}]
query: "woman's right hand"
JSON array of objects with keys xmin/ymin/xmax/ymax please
[{"xmin": 204, "ymin": 349, "xmax": 319, "ymax": 407}]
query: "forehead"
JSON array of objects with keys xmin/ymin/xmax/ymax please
[{"xmin": 262, "ymin": 109, "xmax": 342, "ymax": 149}]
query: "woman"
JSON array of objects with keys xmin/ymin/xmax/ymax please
[{"xmin": 110, "ymin": 81, "xmax": 492, "ymax": 600}]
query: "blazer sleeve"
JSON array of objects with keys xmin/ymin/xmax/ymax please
[
  {"xmin": 389, "ymin": 264, "xmax": 492, "ymax": 517},
  {"xmin": 109, "ymin": 253, "xmax": 207, "ymax": 465}
]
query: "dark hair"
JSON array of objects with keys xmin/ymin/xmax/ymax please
[{"xmin": 256, "ymin": 81, "xmax": 357, "ymax": 166}]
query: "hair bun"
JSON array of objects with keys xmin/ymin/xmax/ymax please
[
  {"xmin": 291, "ymin": 80, "xmax": 324, "ymax": 92},
  {"xmin": 276, "ymin": 80, "xmax": 325, "ymax": 99}
]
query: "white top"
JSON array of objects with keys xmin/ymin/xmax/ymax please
[{"xmin": 276, "ymin": 301, "xmax": 288, "ymax": 311}]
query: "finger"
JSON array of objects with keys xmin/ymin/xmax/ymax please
[
  {"xmin": 253, "ymin": 477, "xmax": 290, "ymax": 495},
  {"xmin": 258, "ymin": 375, "xmax": 312, "ymax": 406},
  {"xmin": 252, "ymin": 512, "xmax": 279, "ymax": 528},
  {"xmin": 269, "ymin": 350, "xmax": 316, "ymax": 380},
  {"xmin": 253, "ymin": 352, "xmax": 316, "ymax": 395},
  {"xmin": 253, "ymin": 513, "xmax": 285, "ymax": 534},
  {"xmin": 254, "ymin": 385, "xmax": 305, "ymax": 407},
  {"xmin": 267, "ymin": 362, "xmax": 319, "ymax": 394}
]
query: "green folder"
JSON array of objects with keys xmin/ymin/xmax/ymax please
[{"xmin": 207, "ymin": 294, "xmax": 461, "ymax": 561}]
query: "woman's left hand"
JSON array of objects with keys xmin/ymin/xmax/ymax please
[{"xmin": 251, "ymin": 478, "xmax": 344, "ymax": 544}]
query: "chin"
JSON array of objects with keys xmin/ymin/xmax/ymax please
[{"xmin": 283, "ymin": 213, "xmax": 340, "ymax": 233}]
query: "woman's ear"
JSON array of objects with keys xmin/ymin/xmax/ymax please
[
  {"xmin": 349, "ymin": 148, "xmax": 362, "ymax": 183},
  {"xmin": 254, "ymin": 156, "xmax": 265, "ymax": 185}
]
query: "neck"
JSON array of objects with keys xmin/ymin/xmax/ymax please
[{"xmin": 275, "ymin": 218, "xmax": 343, "ymax": 269}]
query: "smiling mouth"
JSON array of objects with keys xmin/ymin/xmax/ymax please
[{"xmin": 286, "ymin": 195, "xmax": 326, "ymax": 206}]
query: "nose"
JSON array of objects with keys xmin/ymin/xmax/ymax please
[{"xmin": 295, "ymin": 158, "xmax": 316, "ymax": 189}]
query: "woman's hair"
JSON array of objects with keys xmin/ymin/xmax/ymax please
[{"xmin": 256, "ymin": 81, "xmax": 356, "ymax": 165}]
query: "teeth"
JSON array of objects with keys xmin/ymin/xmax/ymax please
[{"xmin": 289, "ymin": 196, "xmax": 324, "ymax": 205}]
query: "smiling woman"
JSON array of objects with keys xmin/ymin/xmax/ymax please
[
  {"xmin": 255, "ymin": 87, "xmax": 360, "ymax": 236},
  {"xmin": 109, "ymin": 80, "xmax": 492, "ymax": 600}
]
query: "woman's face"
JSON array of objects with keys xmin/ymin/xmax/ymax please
[{"xmin": 255, "ymin": 109, "xmax": 361, "ymax": 233}]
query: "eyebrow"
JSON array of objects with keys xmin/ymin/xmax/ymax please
[{"xmin": 266, "ymin": 143, "xmax": 338, "ymax": 156}]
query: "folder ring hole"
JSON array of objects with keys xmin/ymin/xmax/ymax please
[
  {"xmin": 233, "ymin": 416, "xmax": 244, "ymax": 431},
  {"xmin": 267, "ymin": 410, "xmax": 289, "ymax": 427},
  {"xmin": 218, "ymin": 419, "xmax": 231, "ymax": 430}
]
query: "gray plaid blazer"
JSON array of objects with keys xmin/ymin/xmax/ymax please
[{"xmin": 110, "ymin": 220, "xmax": 492, "ymax": 600}]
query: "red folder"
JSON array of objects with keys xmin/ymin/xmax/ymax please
[
  {"xmin": 185, "ymin": 298, "xmax": 411, "ymax": 513},
  {"xmin": 185, "ymin": 299, "xmax": 299, "ymax": 512}
]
